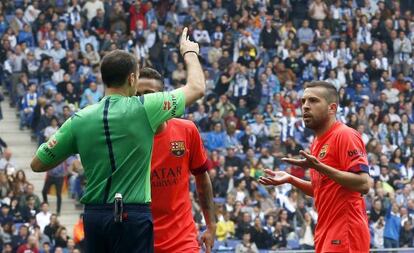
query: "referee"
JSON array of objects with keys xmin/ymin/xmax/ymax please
[{"xmin": 30, "ymin": 28, "xmax": 205, "ymax": 253}]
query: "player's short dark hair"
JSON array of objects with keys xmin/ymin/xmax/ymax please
[
  {"xmin": 306, "ymin": 81, "xmax": 339, "ymax": 104},
  {"xmin": 139, "ymin": 67, "xmax": 164, "ymax": 89},
  {"xmin": 100, "ymin": 50, "xmax": 138, "ymax": 88}
]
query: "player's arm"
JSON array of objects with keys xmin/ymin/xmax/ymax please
[
  {"xmin": 283, "ymin": 151, "xmax": 370, "ymax": 194},
  {"xmin": 195, "ymin": 171, "xmax": 216, "ymax": 230},
  {"xmin": 325, "ymin": 130, "xmax": 370, "ymax": 194},
  {"xmin": 314, "ymin": 162, "xmax": 370, "ymax": 194},
  {"xmin": 31, "ymin": 118, "xmax": 77, "ymax": 172},
  {"xmin": 289, "ymin": 175, "xmax": 314, "ymax": 197},
  {"xmin": 189, "ymin": 123, "xmax": 215, "ymax": 252},
  {"xmin": 259, "ymin": 169, "xmax": 314, "ymax": 197},
  {"xmin": 176, "ymin": 27, "xmax": 205, "ymax": 106}
]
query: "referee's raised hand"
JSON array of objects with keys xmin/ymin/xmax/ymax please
[{"xmin": 180, "ymin": 27, "xmax": 199, "ymax": 57}]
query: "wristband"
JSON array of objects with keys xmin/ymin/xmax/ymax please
[{"xmin": 182, "ymin": 51, "xmax": 199, "ymax": 58}]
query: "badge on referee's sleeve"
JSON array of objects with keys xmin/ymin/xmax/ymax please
[
  {"xmin": 47, "ymin": 138, "xmax": 58, "ymax": 149},
  {"xmin": 170, "ymin": 141, "xmax": 185, "ymax": 157}
]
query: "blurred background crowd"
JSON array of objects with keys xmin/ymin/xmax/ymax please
[{"xmin": 0, "ymin": 0, "xmax": 413, "ymax": 252}]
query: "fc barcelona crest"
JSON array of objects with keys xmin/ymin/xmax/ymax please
[
  {"xmin": 319, "ymin": 144, "xmax": 328, "ymax": 159},
  {"xmin": 170, "ymin": 141, "xmax": 185, "ymax": 157}
]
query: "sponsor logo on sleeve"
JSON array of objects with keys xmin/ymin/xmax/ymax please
[{"xmin": 347, "ymin": 149, "xmax": 366, "ymax": 160}]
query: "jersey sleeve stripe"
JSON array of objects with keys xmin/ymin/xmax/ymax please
[
  {"xmin": 348, "ymin": 164, "xmax": 369, "ymax": 174},
  {"xmin": 103, "ymin": 98, "xmax": 117, "ymax": 203},
  {"xmin": 190, "ymin": 159, "xmax": 211, "ymax": 176}
]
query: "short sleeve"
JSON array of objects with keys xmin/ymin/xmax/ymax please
[
  {"xmin": 142, "ymin": 89, "xmax": 185, "ymax": 132},
  {"xmin": 189, "ymin": 123, "xmax": 210, "ymax": 176},
  {"xmin": 337, "ymin": 130, "xmax": 369, "ymax": 173},
  {"xmin": 36, "ymin": 118, "xmax": 77, "ymax": 165}
]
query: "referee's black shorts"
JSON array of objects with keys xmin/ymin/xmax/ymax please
[{"xmin": 83, "ymin": 204, "xmax": 153, "ymax": 253}]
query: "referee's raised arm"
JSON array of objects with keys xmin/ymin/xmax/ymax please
[{"xmin": 176, "ymin": 27, "xmax": 206, "ymax": 106}]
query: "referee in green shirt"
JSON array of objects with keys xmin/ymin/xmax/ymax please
[{"xmin": 30, "ymin": 28, "xmax": 205, "ymax": 253}]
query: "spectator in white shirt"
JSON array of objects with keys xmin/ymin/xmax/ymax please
[
  {"xmin": 193, "ymin": 22, "xmax": 211, "ymax": 45},
  {"xmin": 49, "ymin": 40, "xmax": 66, "ymax": 62},
  {"xmin": 36, "ymin": 202, "xmax": 52, "ymax": 232},
  {"xmin": 381, "ymin": 80, "xmax": 400, "ymax": 104},
  {"xmin": 82, "ymin": 0, "xmax": 104, "ymax": 22}
]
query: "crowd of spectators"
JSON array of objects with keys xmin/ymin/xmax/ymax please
[{"xmin": 0, "ymin": 0, "xmax": 414, "ymax": 252}]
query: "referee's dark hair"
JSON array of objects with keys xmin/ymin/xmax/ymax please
[
  {"xmin": 100, "ymin": 50, "xmax": 138, "ymax": 87},
  {"xmin": 307, "ymin": 81, "xmax": 339, "ymax": 104},
  {"xmin": 139, "ymin": 67, "xmax": 165, "ymax": 89}
]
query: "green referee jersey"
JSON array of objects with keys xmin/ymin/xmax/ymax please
[{"xmin": 36, "ymin": 90, "xmax": 185, "ymax": 204}]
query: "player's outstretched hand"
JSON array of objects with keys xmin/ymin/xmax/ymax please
[
  {"xmin": 200, "ymin": 228, "xmax": 215, "ymax": 253},
  {"xmin": 258, "ymin": 169, "xmax": 292, "ymax": 186},
  {"xmin": 281, "ymin": 150, "xmax": 321, "ymax": 169},
  {"xmin": 180, "ymin": 27, "xmax": 200, "ymax": 56}
]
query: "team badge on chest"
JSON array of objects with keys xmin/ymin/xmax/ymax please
[
  {"xmin": 170, "ymin": 141, "xmax": 185, "ymax": 157},
  {"xmin": 319, "ymin": 144, "xmax": 329, "ymax": 159}
]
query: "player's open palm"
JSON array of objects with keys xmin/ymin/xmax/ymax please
[
  {"xmin": 180, "ymin": 27, "xmax": 199, "ymax": 56},
  {"xmin": 282, "ymin": 150, "xmax": 320, "ymax": 169},
  {"xmin": 258, "ymin": 169, "xmax": 291, "ymax": 186}
]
